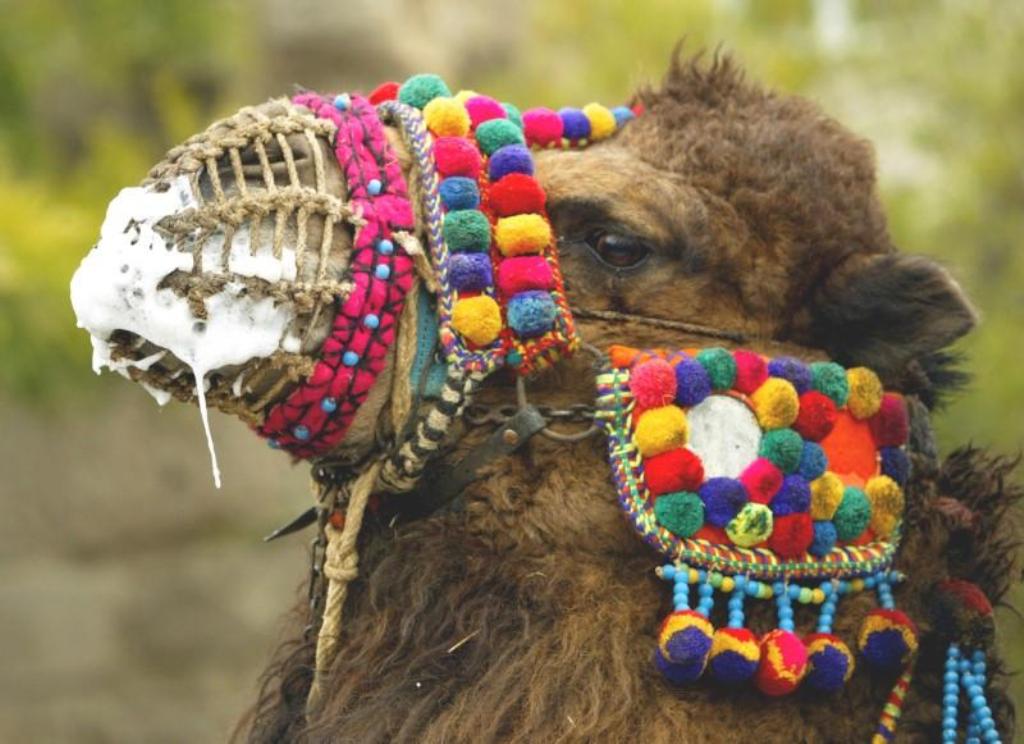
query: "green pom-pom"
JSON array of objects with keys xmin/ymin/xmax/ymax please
[
  {"xmin": 759, "ymin": 428, "xmax": 804, "ymax": 473},
  {"xmin": 398, "ymin": 74, "xmax": 451, "ymax": 109},
  {"xmin": 654, "ymin": 491, "xmax": 704, "ymax": 538},
  {"xmin": 443, "ymin": 210, "xmax": 491, "ymax": 252},
  {"xmin": 475, "ymin": 119, "xmax": 525, "ymax": 156},
  {"xmin": 697, "ymin": 348, "xmax": 737, "ymax": 391},
  {"xmin": 833, "ymin": 486, "xmax": 871, "ymax": 540},
  {"xmin": 502, "ymin": 102, "xmax": 524, "ymax": 129},
  {"xmin": 811, "ymin": 361, "xmax": 849, "ymax": 407}
]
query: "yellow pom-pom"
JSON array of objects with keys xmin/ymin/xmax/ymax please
[
  {"xmin": 582, "ymin": 102, "xmax": 617, "ymax": 140},
  {"xmin": 726, "ymin": 502, "xmax": 774, "ymax": 547},
  {"xmin": 846, "ymin": 367, "xmax": 883, "ymax": 419},
  {"xmin": 750, "ymin": 377, "xmax": 799, "ymax": 429},
  {"xmin": 810, "ymin": 472, "xmax": 844, "ymax": 520},
  {"xmin": 451, "ymin": 295, "xmax": 502, "ymax": 346},
  {"xmin": 454, "ymin": 89, "xmax": 478, "ymax": 105},
  {"xmin": 423, "ymin": 96, "xmax": 470, "ymax": 137},
  {"xmin": 494, "ymin": 214, "xmax": 552, "ymax": 256},
  {"xmin": 635, "ymin": 405, "xmax": 688, "ymax": 457},
  {"xmin": 866, "ymin": 475, "xmax": 905, "ymax": 537}
]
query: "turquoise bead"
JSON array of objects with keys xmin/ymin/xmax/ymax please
[
  {"xmin": 375, "ymin": 264, "xmax": 391, "ymax": 280},
  {"xmin": 377, "ymin": 239, "xmax": 394, "ymax": 255},
  {"xmin": 342, "ymin": 351, "xmax": 359, "ymax": 366},
  {"xmin": 367, "ymin": 178, "xmax": 382, "ymax": 195}
]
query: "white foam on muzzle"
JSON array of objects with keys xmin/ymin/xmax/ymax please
[{"xmin": 69, "ymin": 177, "xmax": 296, "ymax": 488}]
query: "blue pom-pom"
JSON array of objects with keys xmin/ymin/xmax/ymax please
[
  {"xmin": 488, "ymin": 144, "xmax": 534, "ymax": 180},
  {"xmin": 768, "ymin": 356, "xmax": 812, "ymax": 394},
  {"xmin": 438, "ymin": 177, "xmax": 480, "ymax": 210},
  {"xmin": 700, "ymin": 477, "xmax": 749, "ymax": 527},
  {"xmin": 809, "ymin": 520, "xmax": 837, "ymax": 557},
  {"xmin": 880, "ymin": 447, "xmax": 911, "ymax": 486},
  {"xmin": 449, "ymin": 253, "xmax": 493, "ymax": 292},
  {"xmin": 612, "ymin": 105, "xmax": 635, "ymax": 127},
  {"xmin": 709, "ymin": 650, "xmax": 758, "ymax": 683},
  {"xmin": 654, "ymin": 648, "xmax": 704, "ymax": 684},
  {"xmin": 674, "ymin": 355, "xmax": 711, "ymax": 407},
  {"xmin": 805, "ymin": 636, "xmax": 853, "ymax": 693},
  {"xmin": 559, "ymin": 107, "xmax": 591, "ymax": 140},
  {"xmin": 798, "ymin": 441, "xmax": 828, "ymax": 481},
  {"xmin": 507, "ymin": 290, "xmax": 556, "ymax": 338},
  {"xmin": 771, "ymin": 475, "xmax": 811, "ymax": 516}
]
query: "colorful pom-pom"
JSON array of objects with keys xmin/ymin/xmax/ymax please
[
  {"xmin": 582, "ymin": 102, "xmax": 617, "ymax": 140},
  {"xmin": 700, "ymin": 477, "xmax": 749, "ymax": 528},
  {"xmin": 846, "ymin": 367, "xmax": 883, "ymax": 419},
  {"xmin": 433, "ymin": 136, "xmax": 482, "ymax": 178},
  {"xmin": 658, "ymin": 610, "xmax": 714, "ymax": 674},
  {"xmin": 767, "ymin": 512, "xmax": 813, "ymax": 557},
  {"xmin": 770, "ymin": 475, "xmax": 811, "ymax": 517},
  {"xmin": 449, "ymin": 252, "xmax": 492, "ymax": 291},
  {"xmin": 709, "ymin": 627, "xmax": 760, "ymax": 683},
  {"xmin": 463, "ymin": 94, "xmax": 506, "ymax": 128},
  {"xmin": 438, "ymin": 176, "xmax": 480, "ymax": 210},
  {"xmin": 810, "ymin": 361, "xmax": 850, "ymax": 407},
  {"xmin": 453, "ymin": 89, "xmax": 478, "ymax": 105},
  {"xmin": 798, "ymin": 441, "xmax": 828, "ymax": 481},
  {"xmin": 930, "ymin": 579, "xmax": 995, "ymax": 648},
  {"xmin": 833, "ymin": 486, "xmax": 872, "ymax": 541},
  {"xmin": 820, "ymin": 411, "xmax": 878, "ymax": 481},
  {"xmin": 506, "ymin": 290, "xmax": 556, "ymax": 338},
  {"xmin": 501, "ymin": 102, "xmax": 523, "ymax": 129},
  {"xmin": 865, "ymin": 475, "xmax": 904, "ymax": 538},
  {"xmin": 422, "ymin": 96, "xmax": 470, "ymax": 137},
  {"xmin": 810, "ymin": 472, "xmax": 844, "ymax": 520},
  {"xmin": 759, "ymin": 428, "xmax": 804, "ymax": 473},
  {"xmin": 733, "ymin": 350, "xmax": 769, "ymax": 394},
  {"xmin": 451, "ymin": 295, "xmax": 502, "ymax": 346},
  {"xmin": 755, "ymin": 629, "xmax": 808, "ymax": 696},
  {"xmin": 694, "ymin": 524, "xmax": 729, "ymax": 543},
  {"xmin": 697, "ymin": 348, "xmax": 737, "ymax": 391},
  {"xmin": 751, "ymin": 377, "xmax": 800, "ymax": 429},
  {"xmin": 631, "ymin": 358, "xmax": 678, "ymax": 409},
  {"xmin": 858, "ymin": 609, "xmax": 918, "ymax": 671},
  {"xmin": 740, "ymin": 458, "xmax": 784, "ymax": 504},
  {"xmin": 521, "ymin": 107, "xmax": 564, "ymax": 146},
  {"xmin": 495, "ymin": 255, "xmax": 554, "ymax": 296},
  {"xmin": 808, "ymin": 520, "xmax": 838, "ymax": 557},
  {"xmin": 559, "ymin": 107, "xmax": 591, "ymax": 141},
  {"xmin": 869, "ymin": 394, "xmax": 909, "ymax": 447},
  {"xmin": 494, "ymin": 213, "xmax": 552, "ymax": 256},
  {"xmin": 644, "ymin": 448, "xmax": 704, "ymax": 496},
  {"xmin": 398, "ymin": 73, "xmax": 451, "ymax": 109},
  {"xmin": 654, "ymin": 491, "xmax": 704, "ymax": 537},
  {"xmin": 443, "ymin": 210, "xmax": 491, "ymax": 252},
  {"xmin": 794, "ymin": 390, "xmax": 838, "ymax": 441},
  {"xmin": 804, "ymin": 633, "xmax": 854, "ymax": 693},
  {"xmin": 489, "ymin": 173, "xmax": 546, "ymax": 216},
  {"xmin": 880, "ymin": 447, "xmax": 910, "ymax": 486},
  {"xmin": 768, "ymin": 356, "xmax": 812, "ymax": 394},
  {"xmin": 368, "ymin": 81, "xmax": 400, "ymax": 104},
  {"xmin": 488, "ymin": 144, "xmax": 534, "ymax": 180},
  {"xmin": 475, "ymin": 118, "xmax": 525, "ymax": 156},
  {"xmin": 726, "ymin": 502, "xmax": 774, "ymax": 547},
  {"xmin": 635, "ymin": 405, "xmax": 688, "ymax": 457},
  {"xmin": 673, "ymin": 355, "xmax": 712, "ymax": 407}
]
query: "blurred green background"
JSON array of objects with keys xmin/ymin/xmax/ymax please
[{"xmin": 1, "ymin": 0, "xmax": 1021, "ymax": 740}]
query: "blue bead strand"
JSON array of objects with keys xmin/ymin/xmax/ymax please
[
  {"xmin": 774, "ymin": 581, "xmax": 795, "ymax": 632},
  {"xmin": 877, "ymin": 573, "xmax": 896, "ymax": 610},
  {"xmin": 728, "ymin": 576, "xmax": 747, "ymax": 629},
  {"xmin": 673, "ymin": 567, "xmax": 690, "ymax": 612},
  {"xmin": 696, "ymin": 577, "xmax": 715, "ymax": 617},
  {"xmin": 816, "ymin": 580, "xmax": 839, "ymax": 634},
  {"xmin": 942, "ymin": 644, "xmax": 960, "ymax": 743}
]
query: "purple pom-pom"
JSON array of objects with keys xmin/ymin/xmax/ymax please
[
  {"xmin": 771, "ymin": 475, "xmax": 811, "ymax": 516},
  {"xmin": 488, "ymin": 144, "xmax": 534, "ymax": 181},
  {"xmin": 768, "ymin": 356, "xmax": 812, "ymax": 394},
  {"xmin": 700, "ymin": 477, "xmax": 749, "ymax": 527},
  {"xmin": 449, "ymin": 252, "xmax": 493, "ymax": 292},
  {"xmin": 674, "ymin": 355, "xmax": 712, "ymax": 407},
  {"xmin": 880, "ymin": 447, "xmax": 910, "ymax": 486},
  {"xmin": 809, "ymin": 520, "xmax": 837, "ymax": 557},
  {"xmin": 654, "ymin": 648, "xmax": 704, "ymax": 684},
  {"xmin": 798, "ymin": 441, "xmax": 828, "ymax": 481},
  {"xmin": 559, "ymin": 107, "xmax": 591, "ymax": 140}
]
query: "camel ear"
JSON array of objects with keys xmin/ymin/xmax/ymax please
[{"xmin": 810, "ymin": 253, "xmax": 978, "ymax": 380}]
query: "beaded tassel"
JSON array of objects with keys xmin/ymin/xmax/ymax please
[{"xmin": 939, "ymin": 645, "xmax": 1001, "ymax": 743}]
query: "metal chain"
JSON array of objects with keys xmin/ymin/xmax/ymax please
[
  {"xmin": 462, "ymin": 401, "xmax": 596, "ymax": 427},
  {"xmin": 303, "ymin": 481, "xmax": 342, "ymax": 642}
]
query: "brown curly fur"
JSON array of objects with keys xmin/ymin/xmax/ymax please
[{"xmin": 238, "ymin": 50, "xmax": 1018, "ymax": 743}]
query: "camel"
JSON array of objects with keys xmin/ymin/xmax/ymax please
[{"xmin": 70, "ymin": 51, "xmax": 1019, "ymax": 743}]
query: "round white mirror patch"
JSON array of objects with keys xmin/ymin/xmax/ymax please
[{"xmin": 686, "ymin": 395, "xmax": 762, "ymax": 479}]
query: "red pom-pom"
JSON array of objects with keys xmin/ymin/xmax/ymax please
[
  {"xmin": 794, "ymin": 391, "xmax": 838, "ymax": 441},
  {"xmin": 489, "ymin": 173, "xmax": 546, "ymax": 216},
  {"xmin": 464, "ymin": 95, "xmax": 506, "ymax": 128},
  {"xmin": 869, "ymin": 393, "xmax": 909, "ymax": 447},
  {"xmin": 644, "ymin": 448, "xmax": 704, "ymax": 496},
  {"xmin": 755, "ymin": 629, "xmax": 808, "ymax": 696},
  {"xmin": 694, "ymin": 524, "xmax": 729, "ymax": 543},
  {"xmin": 522, "ymin": 107, "xmax": 564, "ymax": 146},
  {"xmin": 740, "ymin": 458, "xmax": 784, "ymax": 504},
  {"xmin": 767, "ymin": 513, "xmax": 813, "ymax": 558},
  {"xmin": 433, "ymin": 136, "xmax": 482, "ymax": 178},
  {"xmin": 368, "ymin": 81, "xmax": 400, "ymax": 104},
  {"xmin": 496, "ymin": 256, "xmax": 553, "ymax": 296},
  {"xmin": 631, "ymin": 359, "xmax": 677, "ymax": 409},
  {"xmin": 733, "ymin": 350, "xmax": 768, "ymax": 394}
]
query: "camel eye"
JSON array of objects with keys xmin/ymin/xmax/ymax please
[{"xmin": 586, "ymin": 230, "xmax": 651, "ymax": 270}]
